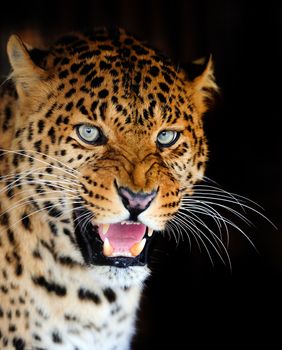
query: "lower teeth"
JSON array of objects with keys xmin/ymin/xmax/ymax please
[{"xmin": 102, "ymin": 238, "xmax": 147, "ymax": 258}]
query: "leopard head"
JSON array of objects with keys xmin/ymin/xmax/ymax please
[{"xmin": 6, "ymin": 28, "xmax": 217, "ymax": 284}]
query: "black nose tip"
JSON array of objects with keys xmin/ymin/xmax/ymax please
[{"xmin": 118, "ymin": 187, "xmax": 157, "ymax": 221}]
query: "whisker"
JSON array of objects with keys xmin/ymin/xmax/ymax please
[
  {"xmin": 0, "ymin": 168, "xmax": 81, "ymax": 188},
  {"xmin": 73, "ymin": 210, "xmax": 93, "ymax": 232},
  {"xmin": 169, "ymin": 216, "xmax": 202, "ymax": 252},
  {"xmin": 57, "ymin": 203, "xmax": 86, "ymax": 224},
  {"xmin": 181, "ymin": 199, "xmax": 226, "ymax": 233},
  {"xmin": 173, "ymin": 174, "xmax": 274, "ymax": 268},
  {"xmin": 0, "ymin": 149, "xmax": 79, "ymax": 179},
  {"xmin": 174, "ymin": 212, "xmax": 231, "ymax": 268},
  {"xmin": 0, "ymin": 196, "xmax": 83, "ymax": 237},
  {"xmin": 194, "ymin": 182, "xmax": 266, "ymax": 210},
  {"xmin": 0, "ymin": 75, "xmax": 12, "ymax": 89},
  {"xmin": 166, "ymin": 220, "xmax": 181, "ymax": 245},
  {"xmin": 1, "ymin": 186, "xmax": 78, "ymax": 207},
  {"xmin": 182, "ymin": 201, "xmax": 254, "ymax": 247},
  {"xmin": 181, "ymin": 194, "xmax": 260, "ymax": 255},
  {"xmin": 19, "ymin": 148, "xmax": 81, "ymax": 176},
  {"xmin": 180, "ymin": 204, "xmax": 226, "ymax": 242},
  {"xmin": 192, "ymin": 190, "xmax": 249, "ymax": 208},
  {"xmin": 165, "ymin": 222, "xmax": 181, "ymax": 245},
  {"xmin": 177, "ymin": 211, "xmax": 224, "ymax": 251},
  {"xmin": 180, "ymin": 204, "xmax": 230, "ymax": 246},
  {"xmin": 172, "ymin": 215, "xmax": 218, "ymax": 266},
  {"xmin": 183, "ymin": 196, "xmax": 254, "ymax": 227},
  {"xmin": 0, "ymin": 192, "xmax": 80, "ymax": 221},
  {"xmin": 81, "ymin": 212, "xmax": 95, "ymax": 234},
  {"xmin": 16, "ymin": 179, "xmax": 79, "ymax": 192}
]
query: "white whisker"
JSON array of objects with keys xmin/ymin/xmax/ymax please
[
  {"xmin": 194, "ymin": 182, "xmax": 266, "ymax": 210},
  {"xmin": 0, "ymin": 191, "xmax": 78, "ymax": 220},
  {"xmin": 0, "ymin": 149, "xmax": 79, "ymax": 179},
  {"xmin": 0, "ymin": 197, "xmax": 82, "ymax": 237},
  {"xmin": 168, "ymin": 176, "xmax": 276, "ymax": 268},
  {"xmin": 19, "ymin": 148, "xmax": 81, "ymax": 176},
  {"xmin": 172, "ymin": 214, "xmax": 218, "ymax": 266},
  {"xmin": 180, "ymin": 204, "xmax": 229, "ymax": 246},
  {"xmin": 174, "ymin": 212, "xmax": 232, "ymax": 268},
  {"xmin": 73, "ymin": 209, "xmax": 93, "ymax": 232},
  {"xmin": 166, "ymin": 220, "xmax": 181, "ymax": 245},
  {"xmin": 181, "ymin": 200, "xmax": 226, "ymax": 234}
]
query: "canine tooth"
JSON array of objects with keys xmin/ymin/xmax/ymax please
[
  {"xmin": 103, "ymin": 238, "xmax": 114, "ymax": 257},
  {"xmin": 130, "ymin": 238, "xmax": 146, "ymax": 257},
  {"xmin": 102, "ymin": 224, "xmax": 110, "ymax": 235},
  {"xmin": 148, "ymin": 228, "xmax": 154, "ymax": 237}
]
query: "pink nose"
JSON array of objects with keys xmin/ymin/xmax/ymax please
[{"xmin": 118, "ymin": 187, "xmax": 157, "ymax": 218}]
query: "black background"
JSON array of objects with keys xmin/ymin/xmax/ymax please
[{"xmin": 0, "ymin": 1, "xmax": 281, "ymax": 348}]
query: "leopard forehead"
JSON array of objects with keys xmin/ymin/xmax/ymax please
[
  {"xmin": 38, "ymin": 28, "xmax": 197, "ymax": 130},
  {"xmin": 49, "ymin": 28, "xmax": 184, "ymax": 99}
]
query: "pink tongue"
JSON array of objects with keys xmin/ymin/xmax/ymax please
[{"xmin": 98, "ymin": 223, "xmax": 146, "ymax": 252}]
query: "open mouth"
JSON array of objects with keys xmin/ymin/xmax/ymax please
[{"xmin": 73, "ymin": 205, "xmax": 154, "ymax": 268}]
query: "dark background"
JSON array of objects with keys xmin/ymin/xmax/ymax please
[{"xmin": 1, "ymin": 0, "xmax": 281, "ymax": 348}]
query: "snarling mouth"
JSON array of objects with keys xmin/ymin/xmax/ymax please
[{"xmin": 73, "ymin": 205, "xmax": 154, "ymax": 268}]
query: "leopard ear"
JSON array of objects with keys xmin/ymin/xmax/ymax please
[
  {"xmin": 7, "ymin": 34, "xmax": 49, "ymax": 99},
  {"xmin": 188, "ymin": 56, "xmax": 219, "ymax": 114}
]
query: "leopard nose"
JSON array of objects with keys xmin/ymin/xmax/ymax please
[{"xmin": 118, "ymin": 187, "xmax": 157, "ymax": 220}]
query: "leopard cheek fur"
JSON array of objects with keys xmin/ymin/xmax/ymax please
[{"xmin": 0, "ymin": 27, "xmax": 216, "ymax": 349}]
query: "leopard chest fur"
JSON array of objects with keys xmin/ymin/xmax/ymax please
[{"xmin": 25, "ymin": 279, "xmax": 141, "ymax": 350}]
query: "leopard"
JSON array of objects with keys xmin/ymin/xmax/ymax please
[{"xmin": 0, "ymin": 27, "xmax": 217, "ymax": 349}]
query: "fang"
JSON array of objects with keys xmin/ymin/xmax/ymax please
[
  {"xmin": 103, "ymin": 238, "xmax": 114, "ymax": 257},
  {"xmin": 130, "ymin": 238, "xmax": 146, "ymax": 257}
]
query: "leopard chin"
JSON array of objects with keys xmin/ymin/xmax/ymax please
[{"xmin": 89, "ymin": 265, "xmax": 151, "ymax": 289}]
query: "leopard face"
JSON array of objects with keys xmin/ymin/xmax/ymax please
[{"xmin": 3, "ymin": 28, "xmax": 216, "ymax": 280}]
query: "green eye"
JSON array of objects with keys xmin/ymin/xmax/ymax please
[
  {"xmin": 157, "ymin": 130, "xmax": 180, "ymax": 147},
  {"xmin": 76, "ymin": 124, "xmax": 105, "ymax": 144}
]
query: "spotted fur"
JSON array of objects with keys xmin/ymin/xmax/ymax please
[{"xmin": 0, "ymin": 28, "xmax": 217, "ymax": 349}]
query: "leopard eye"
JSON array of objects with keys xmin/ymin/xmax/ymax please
[
  {"xmin": 76, "ymin": 124, "xmax": 105, "ymax": 145},
  {"xmin": 157, "ymin": 130, "xmax": 180, "ymax": 148}
]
